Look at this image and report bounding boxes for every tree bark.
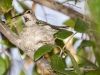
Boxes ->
[34,0,83,20]
[0,20,56,75]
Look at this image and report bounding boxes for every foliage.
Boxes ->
[0,0,12,12]
[0,0,100,75]
[0,56,10,75]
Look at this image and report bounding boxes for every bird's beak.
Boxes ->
[11,13,23,19]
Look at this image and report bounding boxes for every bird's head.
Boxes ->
[22,10,37,26]
[12,9,37,27]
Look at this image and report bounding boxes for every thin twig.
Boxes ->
[65,68,94,71]
[62,32,77,50]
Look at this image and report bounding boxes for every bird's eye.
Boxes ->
[27,10,31,14]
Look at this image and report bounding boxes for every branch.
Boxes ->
[0,20,19,45]
[65,68,95,71]
[33,0,100,43]
[33,0,83,20]
[0,20,56,75]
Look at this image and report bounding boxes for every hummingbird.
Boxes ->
[11,9,68,56]
[12,9,68,29]
[12,9,58,53]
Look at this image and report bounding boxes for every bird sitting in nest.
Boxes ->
[12,9,68,59]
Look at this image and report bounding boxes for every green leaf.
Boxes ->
[77,48,88,64]
[51,54,66,69]
[54,68,77,75]
[0,37,15,48]
[55,39,64,48]
[85,69,100,75]
[34,45,54,61]
[4,10,20,34]
[87,0,100,25]
[81,40,95,47]
[63,19,75,28]
[78,55,98,69]
[66,50,82,75]
[55,30,73,40]
[95,52,100,67]
[57,72,63,75]
[0,8,3,15]
[5,55,10,69]
[4,11,12,24]
[74,18,90,33]
[3,56,10,75]
[0,0,13,12]
[51,54,77,75]
[18,1,29,10]
[15,18,25,33]
[78,63,91,68]
[0,56,6,75]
